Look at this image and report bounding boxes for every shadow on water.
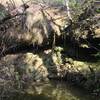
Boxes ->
[1,35,100,63]
[1,43,99,63]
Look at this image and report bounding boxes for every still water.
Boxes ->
[4,57,100,100]
[5,81,98,100]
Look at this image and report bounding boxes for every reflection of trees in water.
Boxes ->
[9,82,95,100]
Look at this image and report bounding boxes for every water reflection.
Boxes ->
[4,81,98,100]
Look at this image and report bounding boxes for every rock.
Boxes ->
[25,3,68,45]
[0,49,72,82]
[73,61,89,71]
[0,2,69,51]
[94,28,100,38]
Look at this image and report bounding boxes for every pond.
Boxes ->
[4,81,98,100]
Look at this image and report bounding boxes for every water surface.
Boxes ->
[5,81,98,100]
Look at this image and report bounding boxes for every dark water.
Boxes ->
[2,57,100,100]
[3,81,98,100]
